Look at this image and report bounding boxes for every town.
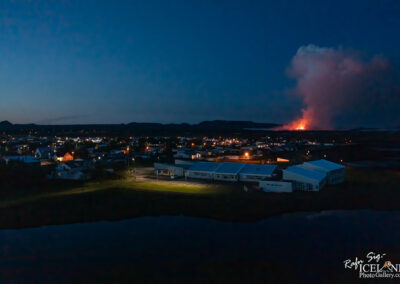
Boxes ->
[2,1,400,282]
[1,126,398,194]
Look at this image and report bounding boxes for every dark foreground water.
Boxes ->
[1,210,400,283]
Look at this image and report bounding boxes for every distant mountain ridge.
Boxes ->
[0,121,13,128]
[0,120,280,136]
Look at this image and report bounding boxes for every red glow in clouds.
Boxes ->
[278,108,312,130]
[276,44,400,131]
[280,117,308,130]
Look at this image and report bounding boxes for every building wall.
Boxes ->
[292,181,315,191]
[259,181,292,193]
[300,163,345,185]
[283,171,324,191]
[214,173,238,182]
[239,174,270,182]
[327,169,345,184]
[154,163,185,177]
[187,171,214,180]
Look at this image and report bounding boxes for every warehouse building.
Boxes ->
[186,161,222,180]
[239,164,277,182]
[298,159,345,184]
[185,161,278,182]
[155,161,278,182]
[154,162,189,179]
[214,162,246,182]
[153,159,341,193]
[259,180,293,193]
[283,166,327,191]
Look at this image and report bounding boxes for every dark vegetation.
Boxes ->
[0,168,399,229]
[0,120,280,136]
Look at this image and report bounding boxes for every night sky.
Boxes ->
[1,0,399,127]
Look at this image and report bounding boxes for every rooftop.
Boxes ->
[214,162,246,174]
[305,159,345,171]
[188,162,222,172]
[2,155,40,164]
[284,165,326,182]
[239,164,277,176]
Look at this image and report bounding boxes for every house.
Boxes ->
[214,162,246,182]
[55,160,92,180]
[35,147,55,160]
[173,149,202,160]
[17,145,29,155]
[259,180,293,193]
[283,166,327,191]
[1,155,40,166]
[55,151,74,162]
[239,164,277,182]
[298,159,345,184]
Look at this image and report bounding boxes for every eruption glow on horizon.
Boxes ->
[280,45,400,130]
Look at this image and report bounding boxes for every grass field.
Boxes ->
[0,178,232,209]
[0,167,399,229]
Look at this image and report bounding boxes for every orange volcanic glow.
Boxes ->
[279,118,309,131]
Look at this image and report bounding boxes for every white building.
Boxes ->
[298,159,345,184]
[214,162,246,182]
[55,161,91,180]
[283,166,326,191]
[239,164,277,182]
[154,162,187,178]
[183,161,278,182]
[259,180,293,193]
[173,150,202,160]
[186,162,221,180]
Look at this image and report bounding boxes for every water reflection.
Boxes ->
[0,210,400,283]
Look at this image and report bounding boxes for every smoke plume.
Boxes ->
[282,45,400,130]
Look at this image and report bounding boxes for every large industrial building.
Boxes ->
[154,162,189,179]
[213,162,247,182]
[187,162,277,182]
[297,159,345,184]
[262,159,345,192]
[283,165,327,191]
[186,162,223,180]
[259,180,293,193]
[153,159,345,193]
[154,161,278,182]
[239,163,278,182]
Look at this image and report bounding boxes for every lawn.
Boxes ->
[0,178,232,209]
[0,167,399,229]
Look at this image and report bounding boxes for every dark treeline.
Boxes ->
[0,120,279,137]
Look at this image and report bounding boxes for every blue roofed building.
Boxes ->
[214,162,246,182]
[174,161,279,182]
[239,164,277,182]
[299,159,345,184]
[283,165,327,191]
[186,162,222,180]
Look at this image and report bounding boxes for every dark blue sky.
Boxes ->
[1,0,399,124]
